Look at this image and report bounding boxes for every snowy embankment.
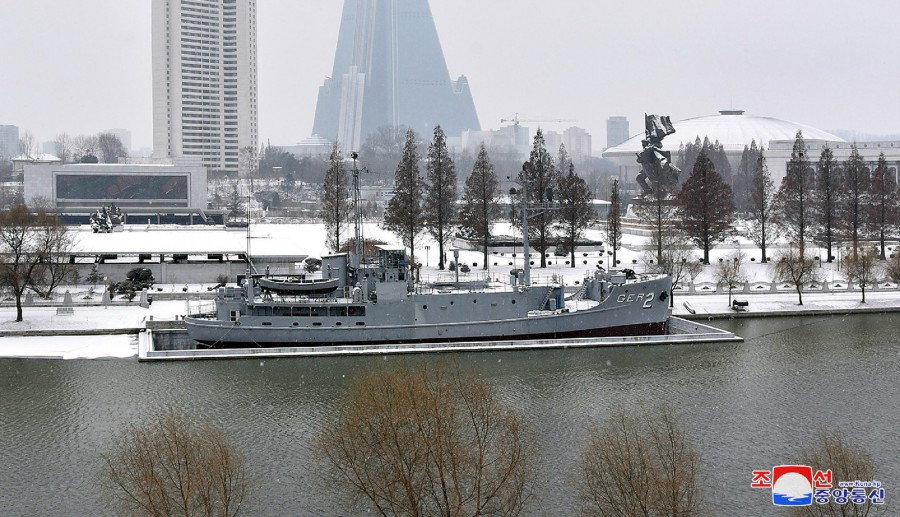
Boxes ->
[1,222,898,359]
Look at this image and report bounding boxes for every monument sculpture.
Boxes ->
[635,114,680,194]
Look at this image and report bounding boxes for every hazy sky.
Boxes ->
[2,0,899,151]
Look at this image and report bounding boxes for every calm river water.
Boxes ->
[1,313,897,516]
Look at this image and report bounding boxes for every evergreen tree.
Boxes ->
[748,150,777,263]
[459,144,501,270]
[869,152,899,259]
[225,181,244,218]
[675,150,736,264]
[423,126,457,270]
[733,141,761,213]
[383,129,424,264]
[706,139,733,187]
[606,179,623,267]
[557,143,572,179]
[842,145,869,259]
[322,143,350,253]
[774,130,813,251]
[812,145,841,262]
[555,163,595,268]
[516,129,558,268]
[675,137,703,187]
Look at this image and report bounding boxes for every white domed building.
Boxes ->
[601,110,898,190]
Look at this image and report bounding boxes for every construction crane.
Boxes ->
[499,114,578,149]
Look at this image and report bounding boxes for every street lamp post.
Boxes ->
[425,245,430,267]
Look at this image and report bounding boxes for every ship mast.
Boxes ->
[351,152,363,269]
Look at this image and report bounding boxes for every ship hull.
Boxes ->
[184,276,672,349]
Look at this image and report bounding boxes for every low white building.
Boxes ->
[24,158,211,223]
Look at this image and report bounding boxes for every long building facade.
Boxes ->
[152,0,258,175]
[313,0,480,151]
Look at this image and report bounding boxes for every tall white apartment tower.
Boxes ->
[152,0,258,174]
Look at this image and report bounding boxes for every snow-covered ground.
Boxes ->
[2,222,898,359]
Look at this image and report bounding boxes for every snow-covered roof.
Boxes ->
[603,111,845,156]
[14,153,60,162]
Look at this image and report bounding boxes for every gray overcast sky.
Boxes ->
[2,0,899,151]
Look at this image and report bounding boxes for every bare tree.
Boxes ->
[100,409,248,517]
[52,133,75,163]
[18,131,39,158]
[318,363,537,516]
[675,149,736,264]
[97,132,129,164]
[606,179,623,267]
[73,134,100,162]
[458,144,501,270]
[884,251,900,284]
[383,129,424,265]
[792,429,882,517]
[555,162,595,268]
[868,153,898,259]
[576,404,705,517]
[813,145,841,263]
[774,242,821,305]
[845,247,881,303]
[643,229,701,308]
[239,146,259,189]
[423,126,457,270]
[748,149,777,263]
[715,251,747,307]
[775,131,814,251]
[0,205,75,321]
[842,145,869,260]
[322,142,350,253]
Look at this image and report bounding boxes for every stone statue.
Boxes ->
[635,114,680,194]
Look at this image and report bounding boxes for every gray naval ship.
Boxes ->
[183,248,672,348]
[184,146,673,349]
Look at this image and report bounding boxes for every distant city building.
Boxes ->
[766,140,899,188]
[313,0,480,151]
[152,0,258,174]
[543,130,563,157]
[0,124,19,161]
[563,127,593,163]
[606,116,629,149]
[282,135,333,159]
[103,128,133,152]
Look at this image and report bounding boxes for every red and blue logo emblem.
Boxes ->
[771,465,813,506]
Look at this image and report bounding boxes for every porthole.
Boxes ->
[423,305,428,310]
[511,299,516,304]
[473,299,477,304]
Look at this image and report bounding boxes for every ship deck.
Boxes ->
[139,317,741,361]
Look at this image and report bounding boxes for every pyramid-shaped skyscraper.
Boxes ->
[312,0,480,150]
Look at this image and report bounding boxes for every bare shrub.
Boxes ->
[318,362,537,516]
[844,247,882,303]
[576,404,705,516]
[792,429,882,517]
[100,409,248,517]
[774,242,821,305]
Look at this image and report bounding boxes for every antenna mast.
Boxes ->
[351,152,364,268]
